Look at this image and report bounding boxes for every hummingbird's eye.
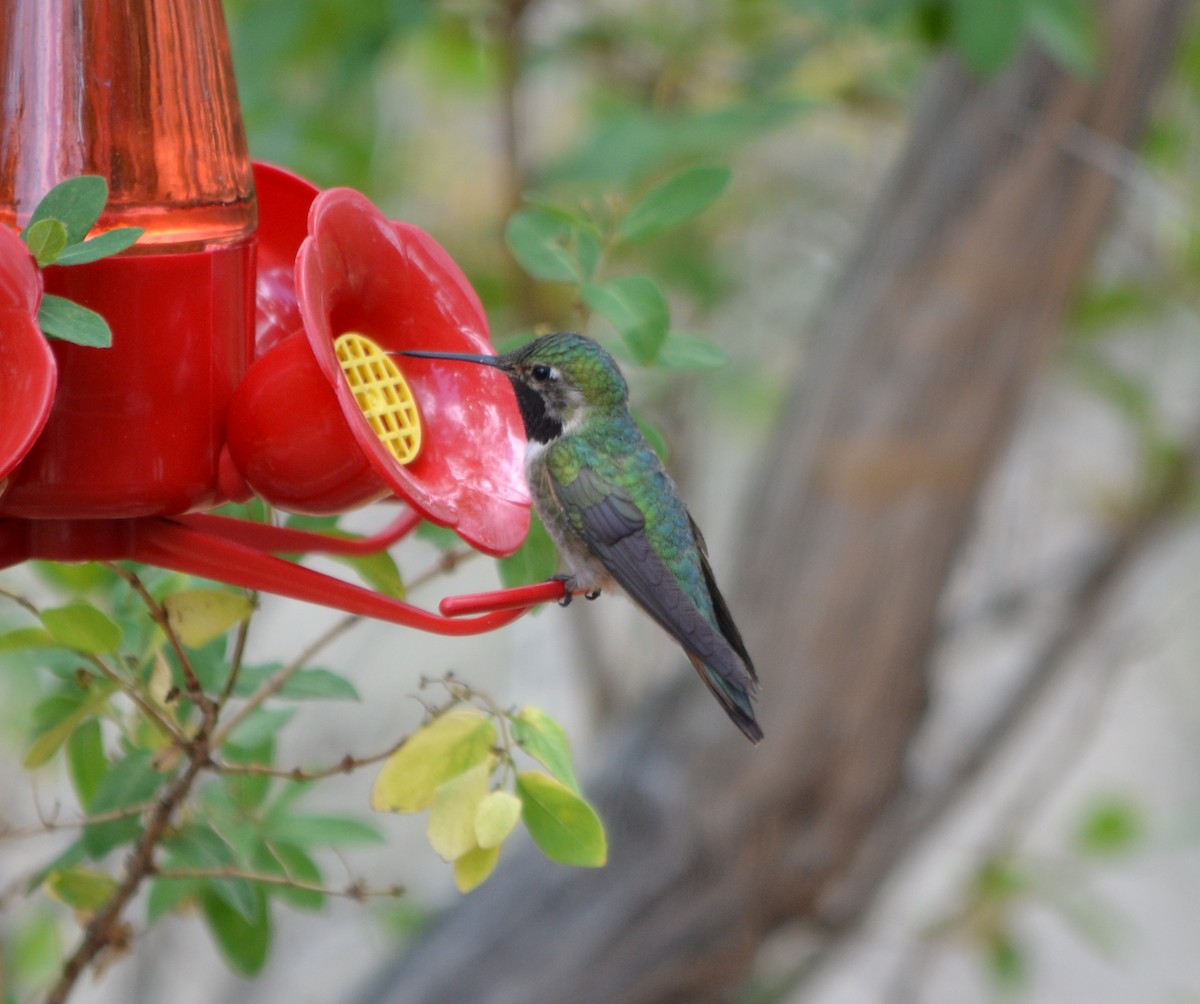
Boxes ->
[530,364,553,382]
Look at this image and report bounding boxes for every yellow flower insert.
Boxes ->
[334,332,422,465]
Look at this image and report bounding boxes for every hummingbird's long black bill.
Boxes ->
[394,349,504,368]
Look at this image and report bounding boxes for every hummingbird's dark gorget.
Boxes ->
[508,377,563,444]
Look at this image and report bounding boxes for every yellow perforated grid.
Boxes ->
[334,332,422,465]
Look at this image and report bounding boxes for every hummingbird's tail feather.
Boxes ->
[687,652,763,744]
[695,536,759,690]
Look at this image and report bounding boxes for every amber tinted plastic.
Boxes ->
[0,0,255,251]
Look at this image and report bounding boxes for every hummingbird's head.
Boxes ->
[400,333,628,445]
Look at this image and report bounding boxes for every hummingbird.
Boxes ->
[400,333,761,743]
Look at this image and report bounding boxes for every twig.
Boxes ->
[208,613,361,749]
[0,799,159,840]
[406,547,476,593]
[212,734,417,782]
[81,653,187,747]
[218,608,255,707]
[151,866,404,902]
[0,583,41,618]
[46,565,228,1004]
[44,753,208,1004]
[492,0,539,323]
[105,565,214,720]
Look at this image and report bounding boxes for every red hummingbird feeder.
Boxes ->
[0,0,566,631]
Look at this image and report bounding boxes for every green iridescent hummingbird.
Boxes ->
[401,332,762,743]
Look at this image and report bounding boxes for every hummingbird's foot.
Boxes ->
[552,574,575,607]
[551,576,601,606]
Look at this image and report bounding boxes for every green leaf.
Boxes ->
[516,770,607,867]
[40,602,122,655]
[162,588,255,648]
[253,841,325,912]
[232,663,360,701]
[655,333,729,371]
[23,175,108,244]
[67,718,107,808]
[201,885,272,977]
[37,293,113,348]
[148,871,202,922]
[520,193,604,238]
[474,790,523,850]
[54,227,144,265]
[986,929,1027,990]
[1027,0,1098,76]
[265,814,384,849]
[335,549,406,599]
[26,839,86,895]
[26,706,82,770]
[159,824,257,921]
[270,667,359,701]
[617,166,731,243]
[498,512,559,588]
[219,736,274,811]
[371,708,499,813]
[416,520,460,551]
[512,707,580,793]
[32,560,119,593]
[225,706,295,749]
[24,218,69,267]
[453,844,500,894]
[545,102,798,191]
[83,748,162,859]
[427,760,494,862]
[25,687,112,769]
[0,627,59,652]
[1075,796,1143,857]
[45,867,119,912]
[505,208,599,284]
[951,0,1024,75]
[4,907,63,988]
[582,277,670,365]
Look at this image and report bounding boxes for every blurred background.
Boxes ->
[3,0,1200,1001]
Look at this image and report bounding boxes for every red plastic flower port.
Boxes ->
[228,164,531,557]
[0,225,56,485]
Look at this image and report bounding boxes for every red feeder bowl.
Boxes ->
[0,0,561,632]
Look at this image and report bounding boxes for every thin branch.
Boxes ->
[1,577,186,744]
[212,734,417,782]
[151,866,404,902]
[44,753,208,1004]
[208,613,362,750]
[105,565,214,720]
[406,547,477,593]
[0,583,41,618]
[81,653,188,747]
[0,799,159,841]
[47,568,228,1004]
[492,0,539,323]
[219,605,255,708]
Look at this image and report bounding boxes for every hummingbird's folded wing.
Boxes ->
[552,467,758,700]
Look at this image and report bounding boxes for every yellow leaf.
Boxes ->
[474,790,523,849]
[453,844,500,894]
[46,867,119,911]
[371,708,497,814]
[162,589,254,648]
[427,759,493,862]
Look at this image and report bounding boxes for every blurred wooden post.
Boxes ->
[359,3,1189,1002]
